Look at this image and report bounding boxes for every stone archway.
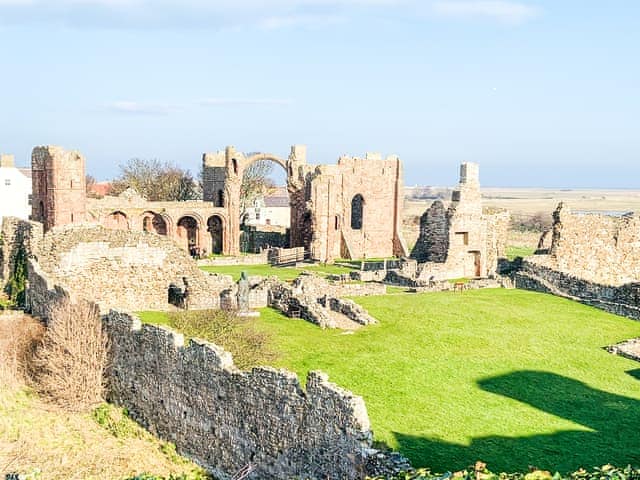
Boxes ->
[202,145,308,256]
[207,215,224,255]
[177,216,200,254]
[142,211,168,236]
[105,211,129,230]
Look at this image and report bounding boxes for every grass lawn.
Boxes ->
[139,289,640,473]
[505,245,537,260]
[199,263,356,281]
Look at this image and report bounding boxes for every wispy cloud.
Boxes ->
[258,14,346,30]
[200,98,294,106]
[0,0,538,28]
[108,101,178,115]
[431,1,539,25]
[107,98,293,114]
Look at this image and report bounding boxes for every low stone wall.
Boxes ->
[197,252,269,267]
[26,259,72,321]
[322,297,377,326]
[515,257,640,320]
[266,274,379,329]
[105,310,374,480]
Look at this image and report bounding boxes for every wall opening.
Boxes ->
[105,211,129,230]
[207,215,224,255]
[351,194,364,230]
[177,216,199,254]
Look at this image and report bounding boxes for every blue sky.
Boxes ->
[0,0,638,187]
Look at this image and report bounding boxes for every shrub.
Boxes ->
[0,314,44,389]
[5,244,28,308]
[510,212,552,233]
[30,299,109,412]
[367,463,640,480]
[167,309,277,370]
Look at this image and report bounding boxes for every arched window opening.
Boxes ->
[232,158,238,175]
[351,194,364,230]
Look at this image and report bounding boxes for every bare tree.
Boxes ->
[110,158,200,201]
[239,159,276,223]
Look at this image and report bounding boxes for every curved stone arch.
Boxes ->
[176,211,206,228]
[243,153,289,173]
[140,210,169,236]
[104,210,131,230]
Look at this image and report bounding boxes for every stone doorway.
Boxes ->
[471,250,482,277]
[177,216,199,253]
[207,215,224,255]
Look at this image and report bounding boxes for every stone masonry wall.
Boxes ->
[105,310,373,480]
[1,217,43,289]
[33,224,232,313]
[410,164,508,281]
[548,203,640,285]
[515,256,640,320]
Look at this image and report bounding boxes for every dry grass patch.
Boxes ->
[0,390,209,480]
[0,312,44,393]
[30,300,109,412]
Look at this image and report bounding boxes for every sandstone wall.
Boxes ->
[306,154,407,262]
[0,217,42,289]
[410,164,509,281]
[105,310,373,480]
[548,203,640,285]
[33,224,232,313]
[515,256,640,320]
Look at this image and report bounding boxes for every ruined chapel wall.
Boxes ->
[34,225,232,313]
[411,201,448,263]
[549,204,640,285]
[105,310,373,480]
[307,156,404,262]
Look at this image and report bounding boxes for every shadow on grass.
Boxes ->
[393,371,640,473]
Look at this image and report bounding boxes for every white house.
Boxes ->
[244,187,291,228]
[0,154,32,223]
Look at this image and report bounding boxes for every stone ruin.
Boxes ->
[32,144,407,263]
[0,214,407,479]
[516,203,640,319]
[378,162,509,286]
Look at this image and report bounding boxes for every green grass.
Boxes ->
[253,290,640,473]
[199,263,355,281]
[506,245,536,260]
[138,290,640,473]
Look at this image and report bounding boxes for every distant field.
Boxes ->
[403,187,640,252]
[405,187,640,218]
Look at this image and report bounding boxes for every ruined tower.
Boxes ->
[31,146,87,231]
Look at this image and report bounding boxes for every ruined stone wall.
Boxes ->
[202,151,227,206]
[306,153,407,262]
[0,217,42,289]
[20,249,377,479]
[32,224,232,313]
[410,163,508,281]
[547,203,640,285]
[515,256,640,320]
[105,310,373,480]
[411,200,448,263]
